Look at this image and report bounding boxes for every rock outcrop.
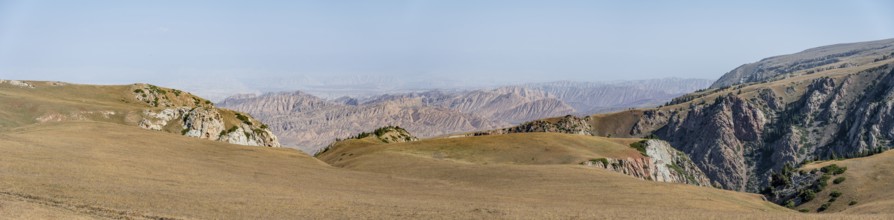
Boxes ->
[0,80,35,88]
[133,84,280,147]
[581,140,711,186]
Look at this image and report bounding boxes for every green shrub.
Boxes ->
[817,203,830,212]
[821,164,847,175]
[800,190,816,202]
[629,140,649,156]
[833,176,846,184]
[830,191,842,198]
[235,113,253,125]
[799,209,810,213]
[849,201,858,206]
[226,126,239,134]
[784,200,795,208]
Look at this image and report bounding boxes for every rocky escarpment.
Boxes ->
[581,140,711,186]
[632,64,894,191]
[133,84,280,147]
[476,59,894,192]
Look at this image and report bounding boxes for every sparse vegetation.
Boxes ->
[784,200,795,208]
[799,190,816,202]
[587,158,609,166]
[818,203,830,212]
[833,176,846,184]
[830,191,842,198]
[225,126,239,134]
[235,113,253,125]
[849,201,858,206]
[629,140,649,156]
[821,164,847,175]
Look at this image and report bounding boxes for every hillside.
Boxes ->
[0,80,280,147]
[469,39,894,194]
[319,131,713,186]
[10,80,894,218]
[0,121,813,219]
[794,150,894,214]
[219,78,709,153]
[711,38,894,88]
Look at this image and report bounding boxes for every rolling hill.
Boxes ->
[0,80,279,147]
[0,79,823,219]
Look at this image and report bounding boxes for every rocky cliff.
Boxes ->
[133,84,280,147]
[581,140,711,186]
[475,41,894,193]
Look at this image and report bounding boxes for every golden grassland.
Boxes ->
[319,133,644,166]
[0,81,892,219]
[799,150,894,214]
[0,121,825,219]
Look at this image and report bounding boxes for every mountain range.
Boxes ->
[219,78,711,153]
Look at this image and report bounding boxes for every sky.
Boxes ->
[1,0,893,93]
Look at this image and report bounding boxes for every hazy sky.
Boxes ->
[1,0,893,85]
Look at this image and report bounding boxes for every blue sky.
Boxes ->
[1,0,893,86]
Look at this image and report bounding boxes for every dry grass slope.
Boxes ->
[799,150,894,214]
[1,80,888,219]
[0,121,819,219]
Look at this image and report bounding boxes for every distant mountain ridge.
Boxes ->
[219,78,710,153]
[711,38,894,89]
